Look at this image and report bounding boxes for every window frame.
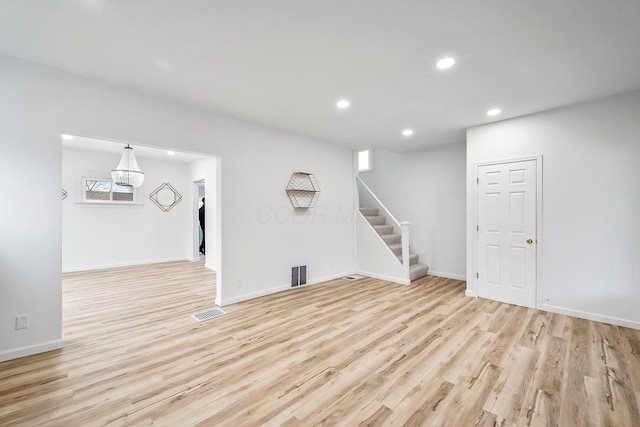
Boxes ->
[358,149,372,172]
[81,176,140,205]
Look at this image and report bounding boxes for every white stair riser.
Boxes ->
[397,253,420,265]
[409,264,429,281]
[374,225,393,235]
[365,216,386,226]
[359,208,379,216]
[382,234,401,245]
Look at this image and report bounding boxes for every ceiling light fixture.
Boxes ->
[336,99,350,109]
[167,150,176,156]
[436,57,456,69]
[402,129,414,137]
[111,145,145,188]
[487,108,502,116]
[61,134,73,140]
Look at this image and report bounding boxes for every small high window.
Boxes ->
[82,177,135,203]
[358,149,372,172]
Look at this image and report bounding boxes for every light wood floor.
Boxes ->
[1,262,639,426]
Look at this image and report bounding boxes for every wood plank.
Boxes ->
[0,261,638,426]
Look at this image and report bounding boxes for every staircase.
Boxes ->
[359,208,429,281]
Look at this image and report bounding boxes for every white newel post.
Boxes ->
[400,221,411,281]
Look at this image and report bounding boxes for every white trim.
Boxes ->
[218,271,354,306]
[62,257,189,273]
[219,284,288,306]
[470,155,543,309]
[78,175,144,205]
[353,270,410,285]
[0,339,64,362]
[428,270,466,281]
[465,290,478,297]
[541,303,640,330]
[535,157,544,310]
[353,151,359,288]
[473,155,544,167]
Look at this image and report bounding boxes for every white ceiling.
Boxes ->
[63,135,205,163]
[2,1,640,152]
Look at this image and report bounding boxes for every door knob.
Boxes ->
[526,239,533,244]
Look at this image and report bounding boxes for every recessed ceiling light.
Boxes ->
[61,134,73,140]
[436,57,455,69]
[402,129,414,137]
[167,150,176,156]
[336,99,350,109]
[487,108,502,116]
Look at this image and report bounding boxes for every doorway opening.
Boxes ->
[195,179,205,261]
[60,134,222,304]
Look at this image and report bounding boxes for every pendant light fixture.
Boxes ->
[111,144,145,187]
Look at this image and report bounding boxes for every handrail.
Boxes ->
[357,177,401,231]
[357,176,424,280]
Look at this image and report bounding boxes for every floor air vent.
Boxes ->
[192,308,225,322]
[343,275,364,281]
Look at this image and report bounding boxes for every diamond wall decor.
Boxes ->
[149,182,182,212]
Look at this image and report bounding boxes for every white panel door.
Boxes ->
[477,159,537,308]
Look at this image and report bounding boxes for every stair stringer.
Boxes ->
[355,213,410,285]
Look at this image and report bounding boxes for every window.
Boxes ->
[358,149,372,172]
[83,177,135,203]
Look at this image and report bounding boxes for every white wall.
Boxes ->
[467,90,640,329]
[222,148,355,305]
[0,53,354,361]
[360,143,467,279]
[62,147,191,271]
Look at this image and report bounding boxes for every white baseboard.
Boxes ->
[62,257,189,273]
[353,270,465,285]
[353,270,410,285]
[218,271,353,306]
[220,284,290,306]
[307,271,355,286]
[541,303,640,330]
[0,338,64,362]
[465,289,478,298]
[428,270,466,281]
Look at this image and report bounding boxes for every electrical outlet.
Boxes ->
[15,314,29,330]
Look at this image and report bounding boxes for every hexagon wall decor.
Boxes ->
[286,172,320,208]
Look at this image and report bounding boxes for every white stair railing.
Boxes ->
[357,177,402,233]
[400,221,411,281]
[357,177,412,281]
